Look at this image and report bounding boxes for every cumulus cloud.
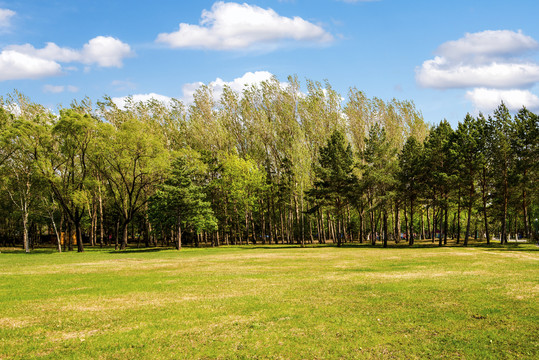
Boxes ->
[466,88,539,112]
[0,8,15,28]
[111,93,174,109]
[417,58,539,89]
[156,1,333,50]
[436,30,538,63]
[181,71,275,103]
[6,36,133,68]
[111,71,277,110]
[0,50,61,81]
[81,36,133,67]
[0,36,133,81]
[417,30,539,112]
[417,30,539,89]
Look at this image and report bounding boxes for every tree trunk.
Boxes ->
[359,209,364,244]
[22,210,30,253]
[404,202,409,244]
[409,198,414,246]
[522,188,529,239]
[501,168,508,244]
[383,210,388,248]
[481,167,490,245]
[457,187,461,244]
[99,181,104,248]
[464,202,472,247]
[395,201,400,243]
[177,222,182,250]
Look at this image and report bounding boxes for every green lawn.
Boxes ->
[1,243,538,359]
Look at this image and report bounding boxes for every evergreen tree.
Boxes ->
[149,157,217,250]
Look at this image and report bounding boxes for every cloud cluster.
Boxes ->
[0,36,133,81]
[417,30,539,112]
[156,1,333,50]
[466,88,539,112]
[111,71,276,109]
[181,71,275,103]
[111,93,174,109]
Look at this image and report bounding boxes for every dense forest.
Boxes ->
[0,76,537,252]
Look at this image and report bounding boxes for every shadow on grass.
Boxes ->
[107,247,174,254]
[3,240,537,254]
[0,248,60,255]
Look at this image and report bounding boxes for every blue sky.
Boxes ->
[1,0,538,127]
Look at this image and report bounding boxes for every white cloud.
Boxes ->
[181,71,275,103]
[417,30,539,111]
[81,36,133,68]
[466,88,539,112]
[111,71,279,110]
[417,57,539,89]
[156,1,333,50]
[43,84,79,94]
[111,93,173,109]
[7,42,81,62]
[6,36,133,68]
[0,36,133,81]
[0,50,61,81]
[437,30,538,64]
[417,30,539,89]
[0,8,15,28]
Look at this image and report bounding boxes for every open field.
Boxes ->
[1,243,538,359]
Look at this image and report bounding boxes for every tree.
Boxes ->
[310,130,355,247]
[512,107,538,240]
[361,123,397,247]
[0,93,51,252]
[489,104,515,244]
[453,114,482,246]
[423,120,453,245]
[398,136,423,246]
[1,117,46,252]
[96,117,168,250]
[149,157,217,250]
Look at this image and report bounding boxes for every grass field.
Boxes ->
[1,242,538,359]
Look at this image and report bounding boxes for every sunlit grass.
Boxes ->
[1,243,537,359]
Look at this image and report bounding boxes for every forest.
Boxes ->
[0,76,537,253]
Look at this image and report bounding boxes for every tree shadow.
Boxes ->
[107,247,172,254]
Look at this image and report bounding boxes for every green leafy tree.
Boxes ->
[95,117,169,250]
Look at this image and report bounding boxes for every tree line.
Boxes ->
[0,77,537,252]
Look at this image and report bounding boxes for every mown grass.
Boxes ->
[0,242,538,359]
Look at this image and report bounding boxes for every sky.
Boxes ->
[1,0,539,128]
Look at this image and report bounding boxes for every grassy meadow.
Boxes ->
[0,242,538,359]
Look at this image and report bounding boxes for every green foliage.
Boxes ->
[149,156,217,239]
[1,84,537,251]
